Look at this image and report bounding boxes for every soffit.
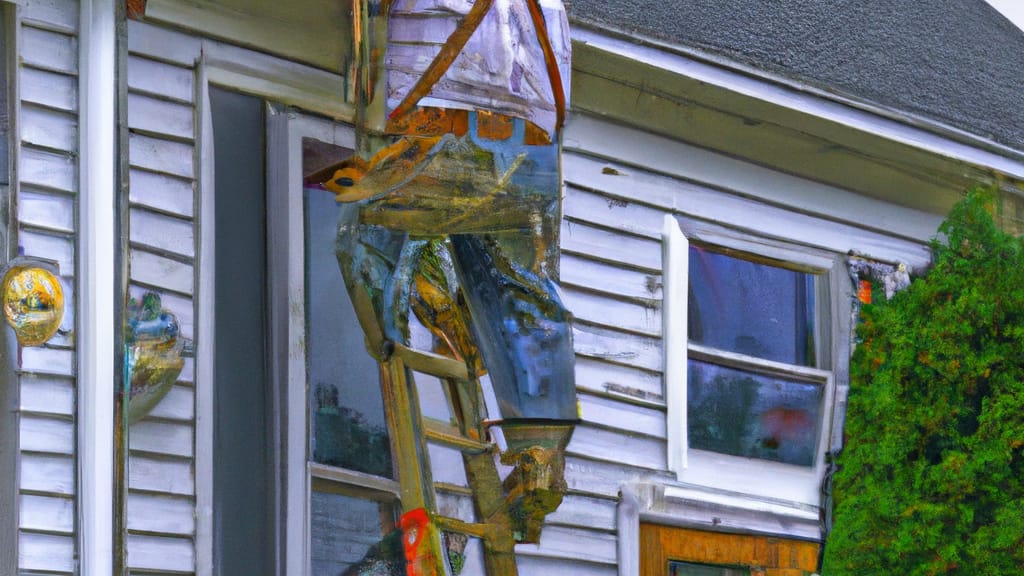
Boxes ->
[567,0,1024,153]
[570,35,1024,220]
[144,0,353,74]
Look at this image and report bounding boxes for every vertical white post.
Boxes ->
[616,484,642,576]
[265,102,300,576]
[78,0,116,573]
[663,214,688,475]
[195,66,215,576]
[270,107,309,576]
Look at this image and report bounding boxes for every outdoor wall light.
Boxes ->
[1,258,64,347]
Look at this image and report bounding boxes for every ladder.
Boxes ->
[339,207,520,573]
[340,239,518,575]
[377,341,519,576]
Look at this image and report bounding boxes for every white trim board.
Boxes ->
[194,60,215,576]
[572,26,1024,178]
[203,40,352,121]
[127,18,353,121]
[143,0,351,75]
[77,0,116,573]
[195,59,356,572]
[563,116,940,264]
[661,215,687,474]
[268,110,355,576]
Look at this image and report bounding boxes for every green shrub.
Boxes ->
[823,187,1024,574]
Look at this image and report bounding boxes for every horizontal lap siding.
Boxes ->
[549,113,936,572]
[105,22,939,576]
[17,2,79,573]
[126,31,198,574]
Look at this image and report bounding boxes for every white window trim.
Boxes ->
[202,38,352,122]
[663,215,688,473]
[195,38,355,574]
[268,110,409,575]
[196,94,363,576]
[661,214,841,506]
[195,94,376,569]
[77,0,117,573]
[268,108,363,576]
[194,62,215,576]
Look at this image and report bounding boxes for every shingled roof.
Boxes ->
[568,0,1024,152]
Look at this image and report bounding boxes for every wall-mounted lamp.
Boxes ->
[1,258,65,347]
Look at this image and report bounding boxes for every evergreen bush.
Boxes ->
[824,188,1024,574]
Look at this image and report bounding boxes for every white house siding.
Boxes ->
[117,16,943,576]
[125,20,200,575]
[17,0,80,573]
[528,112,939,573]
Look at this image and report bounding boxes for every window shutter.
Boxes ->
[662,214,688,475]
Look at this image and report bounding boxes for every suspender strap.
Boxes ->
[388,0,567,132]
[388,0,495,123]
[523,0,566,130]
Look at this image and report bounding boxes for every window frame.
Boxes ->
[266,108,407,575]
[662,214,845,505]
[194,41,376,574]
[193,25,366,565]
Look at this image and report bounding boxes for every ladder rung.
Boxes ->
[435,516,489,539]
[394,343,470,380]
[424,418,492,454]
[434,482,474,497]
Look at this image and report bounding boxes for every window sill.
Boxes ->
[675,449,823,506]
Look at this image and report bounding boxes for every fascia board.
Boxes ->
[571,26,1024,181]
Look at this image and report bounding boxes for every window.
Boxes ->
[663,215,840,505]
[204,90,399,575]
[670,561,749,576]
[301,135,402,575]
[201,97,495,575]
[259,110,405,574]
[296,120,495,573]
[639,523,820,576]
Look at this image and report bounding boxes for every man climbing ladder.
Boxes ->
[324,0,578,574]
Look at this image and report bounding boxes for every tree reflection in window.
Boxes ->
[688,361,821,467]
[312,382,393,477]
[305,178,394,479]
[686,245,825,467]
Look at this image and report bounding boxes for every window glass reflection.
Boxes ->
[688,360,822,466]
[688,246,816,367]
[305,185,393,478]
[310,490,396,575]
[669,561,750,576]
